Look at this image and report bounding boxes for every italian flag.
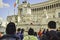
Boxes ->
[14,0,19,7]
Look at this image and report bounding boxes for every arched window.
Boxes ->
[50,5,52,9]
[35,8,36,11]
[58,3,60,6]
[32,9,34,11]
[54,4,56,8]
[56,3,59,7]
[46,6,47,9]
[52,5,53,8]
[47,6,49,9]
[44,7,45,9]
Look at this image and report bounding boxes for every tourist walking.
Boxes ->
[0,22,19,40]
[23,28,38,40]
[41,21,60,40]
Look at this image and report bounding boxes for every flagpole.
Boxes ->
[13,6,15,23]
[14,8,15,15]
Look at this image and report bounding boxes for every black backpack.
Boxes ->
[41,30,60,40]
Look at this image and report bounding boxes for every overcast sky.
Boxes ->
[0,0,48,20]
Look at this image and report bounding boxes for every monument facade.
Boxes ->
[7,0,60,31]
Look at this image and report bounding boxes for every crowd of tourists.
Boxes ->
[0,21,60,40]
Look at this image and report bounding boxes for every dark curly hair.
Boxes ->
[6,22,16,35]
[28,28,34,35]
[48,21,56,29]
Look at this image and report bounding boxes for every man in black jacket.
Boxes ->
[41,21,60,40]
[0,22,19,40]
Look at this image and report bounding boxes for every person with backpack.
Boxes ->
[38,29,42,37]
[20,28,24,40]
[23,28,38,40]
[16,28,24,40]
[40,21,60,40]
[16,28,21,39]
[0,22,19,40]
[42,29,46,35]
[38,29,42,40]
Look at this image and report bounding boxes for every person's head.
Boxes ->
[46,29,48,31]
[34,32,37,36]
[48,21,56,29]
[43,29,46,31]
[28,28,34,35]
[6,22,16,35]
[56,29,59,31]
[17,28,21,32]
[20,28,24,34]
